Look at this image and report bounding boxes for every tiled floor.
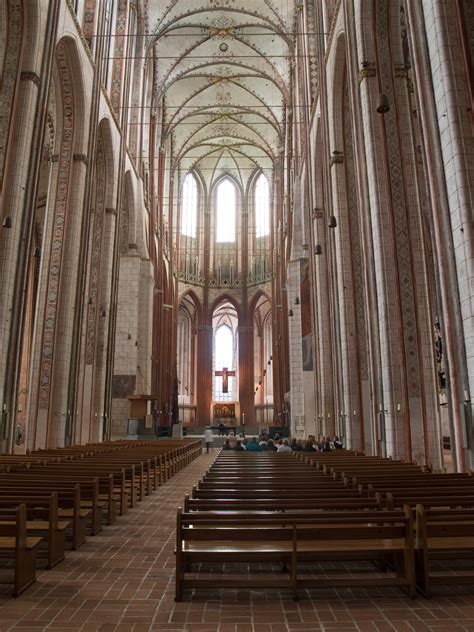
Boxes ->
[1,451,474,632]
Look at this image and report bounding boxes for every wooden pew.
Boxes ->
[0,493,67,568]
[0,475,102,535]
[386,491,474,511]
[359,475,474,493]
[415,505,474,595]
[192,482,362,500]
[175,508,415,601]
[0,484,85,550]
[0,504,42,596]
[184,494,383,512]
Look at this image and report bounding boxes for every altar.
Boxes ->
[210,401,241,423]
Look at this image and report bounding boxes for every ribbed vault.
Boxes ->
[149,1,294,190]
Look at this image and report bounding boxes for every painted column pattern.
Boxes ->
[287,259,305,436]
[238,323,255,427]
[375,0,424,461]
[0,0,22,190]
[110,0,128,113]
[343,80,367,451]
[35,43,75,448]
[422,0,474,460]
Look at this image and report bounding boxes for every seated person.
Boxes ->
[302,439,317,452]
[266,439,277,452]
[277,439,293,453]
[333,435,343,449]
[222,438,232,450]
[234,440,245,451]
[322,439,333,452]
[245,436,263,451]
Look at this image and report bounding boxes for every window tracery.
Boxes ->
[255,173,270,238]
[181,173,198,238]
[216,179,236,243]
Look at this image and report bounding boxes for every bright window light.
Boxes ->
[216,180,236,242]
[214,325,235,400]
[181,173,197,237]
[255,173,270,238]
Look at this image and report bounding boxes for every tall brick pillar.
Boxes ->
[238,324,255,427]
[196,324,213,425]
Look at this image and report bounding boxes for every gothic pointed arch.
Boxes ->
[24,35,89,448]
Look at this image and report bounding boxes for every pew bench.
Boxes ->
[348,473,466,489]
[386,492,474,511]
[22,467,118,525]
[0,476,102,536]
[0,493,68,568]
[175,508,416,601]
[0,484,85,550]
[415,505,474,596]
[363,477,474,494]
[184,494,383,512]
[192,484,362,500]
[0,505,42,596]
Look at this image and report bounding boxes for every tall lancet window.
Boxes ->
[255,173,270,238]
[214,325,235,401]
[181,173,197,237]
[216,179,236,242]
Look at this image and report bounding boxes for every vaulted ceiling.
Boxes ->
[149,1,295,191]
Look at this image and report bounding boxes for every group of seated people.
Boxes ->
[221,433,343,452]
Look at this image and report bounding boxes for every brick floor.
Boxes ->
[1,451,474,631]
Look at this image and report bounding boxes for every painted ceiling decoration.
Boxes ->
[148,1,295,191]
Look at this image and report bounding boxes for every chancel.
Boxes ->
[0,0,473,620]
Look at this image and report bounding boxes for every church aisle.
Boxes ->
[0,451,473,632]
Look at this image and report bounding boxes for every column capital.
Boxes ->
[73,153,88,165]
[329,151,344,167]
[357,63,376,83]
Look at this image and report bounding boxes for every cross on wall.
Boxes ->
[214,367,236,393]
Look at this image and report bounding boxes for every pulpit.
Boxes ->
[128,394,153,419]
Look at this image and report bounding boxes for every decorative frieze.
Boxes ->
[65,0,94,64]
[0,0,23,188]
[38,41,75,409]
[376,0,421,398]
[343,82,368,379]
[85,126,106,365]
[110,0,128,112]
